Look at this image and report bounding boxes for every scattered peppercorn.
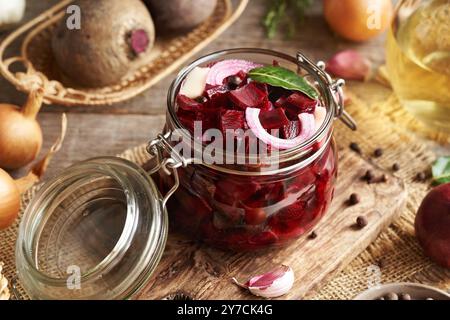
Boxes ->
[349,142,361,154]
[385,292,399,300]
[392,163,400,172]
[356,216,368,229]
[415,172,427,182]
[374,148,383,158]
[380,174,388,183]
[348,193,360,205]
[363,170,375,183]
[399,293,411,300]
[308,231,318,239]
[377,258,387,268]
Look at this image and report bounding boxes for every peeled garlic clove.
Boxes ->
[314,106,327,130]
[325,50,372,81]
[179,67,210,99]
[233,265,294,298]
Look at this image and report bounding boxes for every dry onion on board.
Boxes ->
[0,89,45,170]
[0,114,67,230]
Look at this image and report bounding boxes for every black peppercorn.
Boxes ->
[348,193,361,205]
[377,258,387,268]
[349,142,361,154]
[363,170,375,183]
[374,148,383,158]
[308,231,318,239]
[227,75,242,89]
[195,96,208,104]
[415,172,427,182]
[356,216,368,229]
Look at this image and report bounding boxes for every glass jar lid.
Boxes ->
[16,157,168,300]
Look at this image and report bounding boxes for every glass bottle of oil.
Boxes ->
[386,0,450,132]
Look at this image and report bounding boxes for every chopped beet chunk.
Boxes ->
[274,95,288,108]
[221,110,246,132]
[175,59,326,156]
[259,108,290,130]
[229,82,268,110]
[177,95,203,112]
[286,92,318,113]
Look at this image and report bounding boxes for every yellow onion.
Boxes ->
[323,0,393,42]
[0,89,44,170]
[0,168,20,230]
[0,114,67,230]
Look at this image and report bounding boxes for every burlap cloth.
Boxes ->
[1,84,449,300]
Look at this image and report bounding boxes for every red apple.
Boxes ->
[415,183,450,269]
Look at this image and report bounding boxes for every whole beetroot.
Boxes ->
[52,0,155,88]
[144,0,217,33]
[415,183,450,269]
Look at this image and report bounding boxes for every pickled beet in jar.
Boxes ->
[153,48,356,251]
[15,49,356,299]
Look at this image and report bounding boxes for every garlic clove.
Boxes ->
[233,265,294,298]
[179,67,210,99]
[314,106,327,130]
[325,50,372,81]
[0,262,10,300]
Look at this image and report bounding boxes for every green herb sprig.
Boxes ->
[263,0,312,39]
[432,156,450,185]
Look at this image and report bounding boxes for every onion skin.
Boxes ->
[0,169,20,230]
[0,90,44,170]
[323,0,393,42]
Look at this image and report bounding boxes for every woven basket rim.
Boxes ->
[0,0,248,107]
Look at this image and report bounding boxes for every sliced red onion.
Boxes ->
[206,59,262,86]
[246,107,316,150]
[232,265,294,298]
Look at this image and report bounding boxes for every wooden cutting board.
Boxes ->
[137,147,407,300]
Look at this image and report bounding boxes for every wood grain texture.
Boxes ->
[136,151,407,300]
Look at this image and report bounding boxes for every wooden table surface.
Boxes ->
[0,0,396,179]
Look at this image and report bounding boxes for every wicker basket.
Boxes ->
[0,0,248,107]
